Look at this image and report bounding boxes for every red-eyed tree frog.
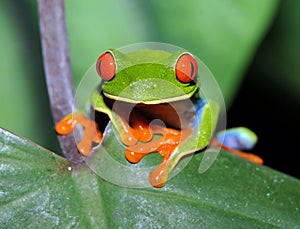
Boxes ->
[56,48,263,188]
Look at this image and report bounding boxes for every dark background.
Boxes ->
[228,2,300,178]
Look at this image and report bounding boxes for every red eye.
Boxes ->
[175,53,198,83]
[96,51,116,81]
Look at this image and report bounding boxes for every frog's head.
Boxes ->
[96,49,199,104]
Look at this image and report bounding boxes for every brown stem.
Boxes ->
[37,0,83,164]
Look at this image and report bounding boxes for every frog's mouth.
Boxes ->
[103,91,193,105]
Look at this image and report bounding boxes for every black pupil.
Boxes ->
[190,61,194,77]
[98,59,103,75]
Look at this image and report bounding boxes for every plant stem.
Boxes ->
[37,0,83,164]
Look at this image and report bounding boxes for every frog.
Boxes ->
[56,48,263,188]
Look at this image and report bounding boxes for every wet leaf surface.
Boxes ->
[1,127,299,228]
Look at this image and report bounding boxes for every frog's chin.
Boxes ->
[103,92,192,105]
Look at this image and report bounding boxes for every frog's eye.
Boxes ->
[175,53,198,83]
[96,51,116,81]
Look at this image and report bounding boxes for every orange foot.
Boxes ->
[125,124,192,188]
[55,113,102,156]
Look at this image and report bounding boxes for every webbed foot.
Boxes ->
[125,124,192,187]
[55,113,102,156]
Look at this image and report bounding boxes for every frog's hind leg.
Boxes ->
[212,127,263,164]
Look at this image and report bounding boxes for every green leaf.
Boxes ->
[0,128,81,228]
[1,127,299,228]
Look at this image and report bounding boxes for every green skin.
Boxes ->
[90,49,220,182]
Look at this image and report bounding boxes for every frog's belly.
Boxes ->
[135,99,196,129]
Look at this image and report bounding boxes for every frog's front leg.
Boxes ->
[116,107,153,145]
[55,108,150,157]
[55,113,103,156]
[55,91,114,156]
[149,99,218,187]
[117,109,190,169]
[125,124,192,164]
[126,99,218,187]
